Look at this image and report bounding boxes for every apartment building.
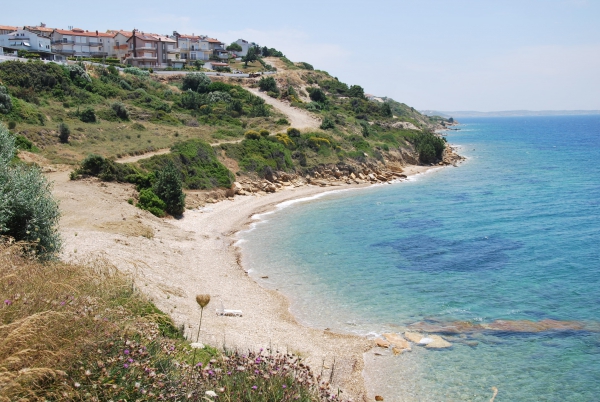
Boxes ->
[107,30,133,62]
[51,28,114,59]
[0,29,53,58]
[0,25,18,35]
[125,30,183,68]
[171,32,212,63]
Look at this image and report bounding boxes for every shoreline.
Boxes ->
[52,161,456,401]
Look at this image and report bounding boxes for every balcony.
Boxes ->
[88,41,102,46]
[90,52,108,57]
[52,40,75,45]
[127,55,157,61]
[166,47,181,54]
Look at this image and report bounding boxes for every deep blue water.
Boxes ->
[239,116,600,401]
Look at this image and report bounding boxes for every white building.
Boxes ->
[0,29,53,58]
[51,28,114,59]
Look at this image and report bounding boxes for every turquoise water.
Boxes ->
[239,116,600,401]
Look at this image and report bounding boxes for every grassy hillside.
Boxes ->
[1,58,452,190]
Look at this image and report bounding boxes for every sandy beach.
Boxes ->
[49,163,438,401]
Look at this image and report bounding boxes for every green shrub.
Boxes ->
[287,127,301,137]
[348,85,365,99]
[136,188,166,217]
[123,67,150,77]
[74,154,138,182]
[111,102,129,120]
[244,130,261,140]
[0,124,62,259]
[298,62,314,70]
[153,162,186,216]
[14,135,38,152]
[79,107,96,123]
[225,137,294,176]
[412,132,446,163]
[0,85,12,114]
[58,122,70,143]
[131,122,146,131]
[320,117,335,130]
[8,121,16,130]
[308,87,327,103]
[258,76,278,93]
[259,129,270,137]
[182,72,211,93]
[140,140,234,190]
[276,118,289,125]
[120,79,133,90]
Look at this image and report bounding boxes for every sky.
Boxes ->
[3,0,599,111]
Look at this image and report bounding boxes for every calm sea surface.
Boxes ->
[238,116,600,401]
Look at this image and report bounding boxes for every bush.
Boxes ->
[111,102,129,120]
[58,122,70,143]
[287,127,301,137]
[123,67,150,77]
[0,85,12,114]
[0,124,62,259]
[276,118,289,125]
[411,132,446,164]
[348,85,365,99]
[136,188,166,217]
[244,130,261,140]
[79,107,96,123]
[153,162,186,216]
[180,90,206,110]
[8,121,16,130]
[308,87,327,103]
[258,76,278,93]
[320,117,335,130]
[298,62,314,70]
[182,72,211,93]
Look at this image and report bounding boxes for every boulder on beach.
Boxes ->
[382,333,411,351]
[374,338,391,348]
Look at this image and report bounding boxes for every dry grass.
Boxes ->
[0,239,178,401]
[0,240,350,401]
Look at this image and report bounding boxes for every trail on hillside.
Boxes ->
[116,149,171,164]
[248,88,321,131]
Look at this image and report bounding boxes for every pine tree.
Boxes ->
[153,162,186,216]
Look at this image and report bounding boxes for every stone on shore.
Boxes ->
[382,333,411,351]
[374,338,391,348]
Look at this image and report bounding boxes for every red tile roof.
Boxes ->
[0,25,19,31]
[54,29,113,37]
[178,34,200,40]
[107,30,133,38]
[205,38,222,43]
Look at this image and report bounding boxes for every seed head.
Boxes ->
[196,294,210,308]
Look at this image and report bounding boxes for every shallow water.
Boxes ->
[239,116,600,401]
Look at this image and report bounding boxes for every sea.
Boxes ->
[237,115,600,401]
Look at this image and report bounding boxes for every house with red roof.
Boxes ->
[0,25,18,35]
[125,30,183,68]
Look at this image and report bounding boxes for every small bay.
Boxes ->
[239,115,600,400]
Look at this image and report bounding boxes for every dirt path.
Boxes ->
[116,149,171,164]
[248,88,321,131]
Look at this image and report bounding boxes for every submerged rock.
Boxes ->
[425,335,452,349]
[374,338,391,348]
[403,332,424,343]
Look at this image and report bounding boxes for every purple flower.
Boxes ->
[252,386,257,390]
[123,363,129,368]
[128,358,133,363]
[196,363,202,367]
[282,385,287,389]
[60,301,65,306]
[227,371,231,375]
[124,349,130,355]
[4,300,12,306]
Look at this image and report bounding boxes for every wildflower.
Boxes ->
[135,382,141,388]
[124,349,130,355]
[3,300,11,306]
[85,370,91,376]
[74,382,81,388]
[252,386,257,390]
[283,385,287,389]
[196,362,202,367]
[123,363,129,368]
[205,390,217,397]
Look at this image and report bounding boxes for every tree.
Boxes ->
[0,123,62,259]
[58,122,70,143]
[182,72,211,93]
[193,60,205,70]
[111,102,129,120]
[226,42,242,52]
[380,102,393,117]
[308,88,327,103]
[153,161,186,216]
[0,85,12,114]
[347,85,365,99]
[242,47,258,67]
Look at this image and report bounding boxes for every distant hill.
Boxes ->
[420,110,600,118]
